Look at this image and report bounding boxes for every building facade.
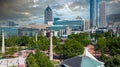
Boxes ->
[100,0,107,28]
[44,6,53,24]
[47,19,84,37]
[90,0,99,28]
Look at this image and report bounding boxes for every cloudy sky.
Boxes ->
[0,0,120,24]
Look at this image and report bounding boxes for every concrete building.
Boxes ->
[84,20,90,31]
[100,0,107,28]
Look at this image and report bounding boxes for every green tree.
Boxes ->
[17,36,29,46]
[96,38,107,53]
[53,36,60,45]
[105,55,120,67]
[6,36,18,46]
[26,50,54,67]
[26,53,39,67]
[107,37,120,56]
[55,39,84,59]
[37,35,49,50]
[27,37,36,49]
[68,33,91,46]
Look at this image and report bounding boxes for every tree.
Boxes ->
[96,38,107,53]
[68,33,91,46]
[26,53,39,67]
[6,36,18,46]
[107,37,120,56]
[27,37,36,49]
[52,36,60,45]
[37,35,49,50]
[26,50,54,67]
[105,55,120,67]
[55,39,84,59]
[17,36,29,46]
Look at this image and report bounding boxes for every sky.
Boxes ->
[0,0,120,24]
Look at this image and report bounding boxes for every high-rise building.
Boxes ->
[90,0,99,28]
[44,6,53,24]
[100,0,107,28]
[84,20,90,31]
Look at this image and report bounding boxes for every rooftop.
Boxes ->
[60,48,104,67]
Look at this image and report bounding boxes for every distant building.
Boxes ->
[60,48,104,67]
[44,6,53,24]
[90,0,99,28]
[76,16,82,20]
[84,20,90,31]
[0,24,48,38]
[7,21,18,26]
[48,19,84,37]
[100,0,107,28]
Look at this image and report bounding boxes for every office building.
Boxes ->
[100,0,107,28]
[90,0,99,28]
[44,6,53,24]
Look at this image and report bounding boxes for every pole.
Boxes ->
[2,30,5,54]
[49,30,53,60]
[35,32,38,42]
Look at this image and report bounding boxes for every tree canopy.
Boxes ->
[55,39,84,59]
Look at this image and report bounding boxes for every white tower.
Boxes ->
[35,32,38,42]
[2,31,5,54]
[49,30,53,60]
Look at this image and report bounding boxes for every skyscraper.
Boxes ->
[44,6,53,24]
[100,0,107,28]
[90,0,99,28]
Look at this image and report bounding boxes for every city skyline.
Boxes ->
[0,0,120,24]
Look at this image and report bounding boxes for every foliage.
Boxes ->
[26,50,54,67]
[68,33,91,46]
[5,46,17,55]
[55,39,84,59]
[37,35,50,50]
[107,37,120,56]
[6,36,18,46]
[52,36,60,45]
[105,55,120,67]
[96,37,107,53]
[27,37,36,49]
[17,36,29,46]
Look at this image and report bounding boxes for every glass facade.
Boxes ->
[0,27,39,38]
[48,20,84,31]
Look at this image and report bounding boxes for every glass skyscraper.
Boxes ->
[90,0,99,28]
[44,6,53,24]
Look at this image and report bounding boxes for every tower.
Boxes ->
[49,30,53,60]
[100,0,107,28]
[44,6,53,24]
[90,0,99,28]
[2,30,5,54]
